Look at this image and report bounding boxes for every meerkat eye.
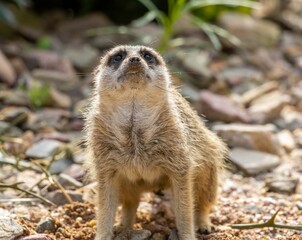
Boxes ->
[113,54,123,62]
[143,53,153,61]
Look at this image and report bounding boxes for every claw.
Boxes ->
[168,229,179,240]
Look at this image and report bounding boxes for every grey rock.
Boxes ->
[276,107,302,130]
[229,148,281,175]
[47,87,72,109]
[63,164,85,181]
[213,123,281,155]
[0,106,29,124]
[32,69,79,92]
[19,234,52,240]
[25,108,71,132]
[179,84,200,103]
[0,215,23,240]
[248,91,291,124]
[168,229,179,240]
[0,50,15,86]
[176,49,212,88]
[49,158,74,174]
[0,121,23,137]
[1,90,30,106]
[266,177,298,194]
[58,173,83,188]
[22,50,76,76]
[130,229,152,240]
[57,13,113,42]
[241,81,278,106]
[151,233,166,240]
[217,67,262,87]
[277,130,296,152]
[64,44,99,71]
[36,217,56,233]
[45,190,83,205]
[218,12,281,49]
[26,139,63,159]
[196,90,250,123]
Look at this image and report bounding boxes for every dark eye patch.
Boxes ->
[140,50,158,65]
[107,51,127,68]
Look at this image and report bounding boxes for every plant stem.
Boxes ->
[231,210,302,231]
[0,182,55,206]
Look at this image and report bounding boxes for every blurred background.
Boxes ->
[1,0,302,239]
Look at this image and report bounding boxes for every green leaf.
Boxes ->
[138,0,159,12]
[28,83,51,108]
[185,0,260,11]
[131,10,158,27]
[36,36,51,49]
[0,2,17,27]
[11,0,31,8]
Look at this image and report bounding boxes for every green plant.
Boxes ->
[0,0,31,27]
[133,0,260,51]
[27,82,51,108]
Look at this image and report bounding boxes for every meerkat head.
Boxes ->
[95,45,171,93]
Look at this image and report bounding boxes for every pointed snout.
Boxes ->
[129,57,141,64]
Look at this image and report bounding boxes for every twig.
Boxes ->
[231,210,302,231]
[0,182,55,206]
[32,161,73,204]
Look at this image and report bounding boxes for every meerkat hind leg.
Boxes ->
[119,191,140,229]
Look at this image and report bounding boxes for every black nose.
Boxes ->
[129,57,140,63]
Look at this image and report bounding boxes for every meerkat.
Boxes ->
[84,45,227,240]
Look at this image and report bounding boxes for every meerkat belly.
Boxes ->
[118,164,170,190]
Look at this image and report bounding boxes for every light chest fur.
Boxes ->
[91,90,183,185]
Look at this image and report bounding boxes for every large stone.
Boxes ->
[0,210,23,240]
[64,44,99,71]
[36,217,56,233]
[0,121,23,137]
[229,148,281,175]
[45,190,83,206]
[26,139,63,159]
[47,87,72,109]
[196,90,250,123]
[130,229,152,240]
[248,91,290,124]
[213,123,281,155]
[266,177,298,194]
[277,130,296,153]
[22,50,76,76]
[57,13,113,42]
[217,67,262,87]
[176,49,212,88]
[58,173,83,188]
[0,106,29,124]
[218,12,281,49]
[0,50,16,86]
[49,158,74,174]
[19,234,52,240]
[275,106,302,130]
[32,69,79,92]
[241,81,278,106]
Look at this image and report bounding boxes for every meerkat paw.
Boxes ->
[197,222,216,234]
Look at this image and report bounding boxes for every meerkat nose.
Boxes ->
[129,57,140,64]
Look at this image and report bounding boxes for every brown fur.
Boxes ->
[84,45,227,240]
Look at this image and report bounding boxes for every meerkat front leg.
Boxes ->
[95,175,119,240]
[170,174,196,240]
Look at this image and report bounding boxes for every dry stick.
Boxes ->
[231,210,302,231]
[0,182,55,206]
[32,161,74,204]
